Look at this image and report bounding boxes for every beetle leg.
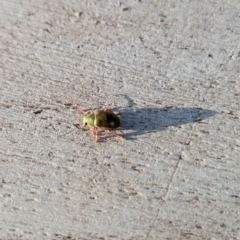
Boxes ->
[95,129,99,142]
[92,126,99,142]
[105,130,125,140]
[92,126,96,137]
[102,107,113,112]
[70,96,92,115]
[102,107,121,116]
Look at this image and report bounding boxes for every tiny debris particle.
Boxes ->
[196,224,202,229]
[79,12,84,17]
[231,194,240,198]
[33,109,43,114]
[131,165,145,172]
[90,196,97,199]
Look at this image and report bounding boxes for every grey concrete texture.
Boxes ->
[0,0,240,239]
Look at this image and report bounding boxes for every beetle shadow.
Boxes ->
[118,107,218,139]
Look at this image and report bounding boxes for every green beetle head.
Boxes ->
[83,114,95,126]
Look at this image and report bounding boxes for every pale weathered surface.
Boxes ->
[0,0,240,239]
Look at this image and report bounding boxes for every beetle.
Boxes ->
[70,97,125,142]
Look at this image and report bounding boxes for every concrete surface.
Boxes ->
[0,0,240,239]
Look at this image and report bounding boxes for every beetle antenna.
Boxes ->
[58,123,84,138]
[58,127,77,138]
